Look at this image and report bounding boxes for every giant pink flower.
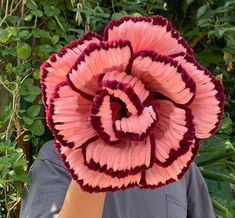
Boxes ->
[40,16,224,192]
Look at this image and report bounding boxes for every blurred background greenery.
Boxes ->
[0,0,234,217]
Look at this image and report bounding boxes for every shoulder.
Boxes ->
[184,162,205,186]
[37,140,65,168]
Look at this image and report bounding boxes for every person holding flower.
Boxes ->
[20,15,223,218]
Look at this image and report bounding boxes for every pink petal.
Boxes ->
[129,51,195,105]
[98,71,149,114]
[48,82,97,148]
[114,105,158,141]
[67,40,133,100]
[82,136,154,178]
[40,32,102,109]
[172,53,224,139]
[55,141,141,193]
[90,92,121,145]
[152,100,195,167]
[141,139,199,187]
[104,16,193,55]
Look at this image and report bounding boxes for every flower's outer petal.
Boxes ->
[90,92,121,145]
[40,32,102,109]
[140,139,199,188]
[114,105,158,141]
[48,82,97,148]
[55,141,141,193]
[151,100,195,167]
[67,40,133,100]
[104,16,193,55]
[172,53,224,139]
[82,136,155,178]
[129,51,196,105]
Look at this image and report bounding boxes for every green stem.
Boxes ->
[111,0,115,12]
[0,78,13,94]
[0,0,10,26]
[54,15,65,32]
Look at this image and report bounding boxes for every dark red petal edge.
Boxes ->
[55,141,139,193]
[170,52,225,135]
[47,81,95,148]
[82,133,155,178]
[139,139,199,187]
[113,104,159,141]
[98,74,145,114]
[90,91,121,145]
[154,104,195,167]
[66,39,134,100]
[103,15,193,56]
[40,32,103,107]
[127,50,196,106]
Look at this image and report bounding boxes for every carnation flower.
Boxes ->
[40,16,224,192]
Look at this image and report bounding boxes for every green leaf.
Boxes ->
[6,26,18,36]
[0,29,11,43]
[30,86,41,96]
[0,106,11,124]
[24,14,33,21]
[197,5,208,18]
[24,94,36,102]
[212,198,229,214]
[200,169,235,183]
[51,35,59,44]
[16,43,32,60]
[26,105,41,118]
[32,28,50,38]
[26,120,45,136]
[26,0,38,10]
[33,69,40,80]
[111,12,128,19]
[44,5,60,17]
[39,44,54,53]
[197,151,235,167]
[22,115,34,125]
[23,134,32,141]
[10,152,23,165]
[198,50,224,65]
[18,30,31,39]
[31,9,43,17]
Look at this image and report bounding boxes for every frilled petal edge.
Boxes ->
[171,53,224,139]
[48,82,97,148]
[104,15,193,56]
[40,32,102,109]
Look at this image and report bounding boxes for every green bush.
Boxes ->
[0,0,234,217]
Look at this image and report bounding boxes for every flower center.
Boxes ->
[90,71,158,145]
[110,97,130,121]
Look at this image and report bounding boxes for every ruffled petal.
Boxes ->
[82,136,155,178]
[140,139,199,187]
[40,32,102,109]
[129,51,196,105]
[98,71,149,114]
[48,82,97,148]
[90,92,121,145]
[172,53,224,139]
[55,141,141,193]
[150,100,195,167]
[67,40,133,100]
[104,16,193,55]
[114,105,158,141]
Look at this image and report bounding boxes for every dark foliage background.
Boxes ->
[0,0,234,217]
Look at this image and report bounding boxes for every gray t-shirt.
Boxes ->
[20,141,215,218]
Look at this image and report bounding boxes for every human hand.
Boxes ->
[58,180,106,218]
